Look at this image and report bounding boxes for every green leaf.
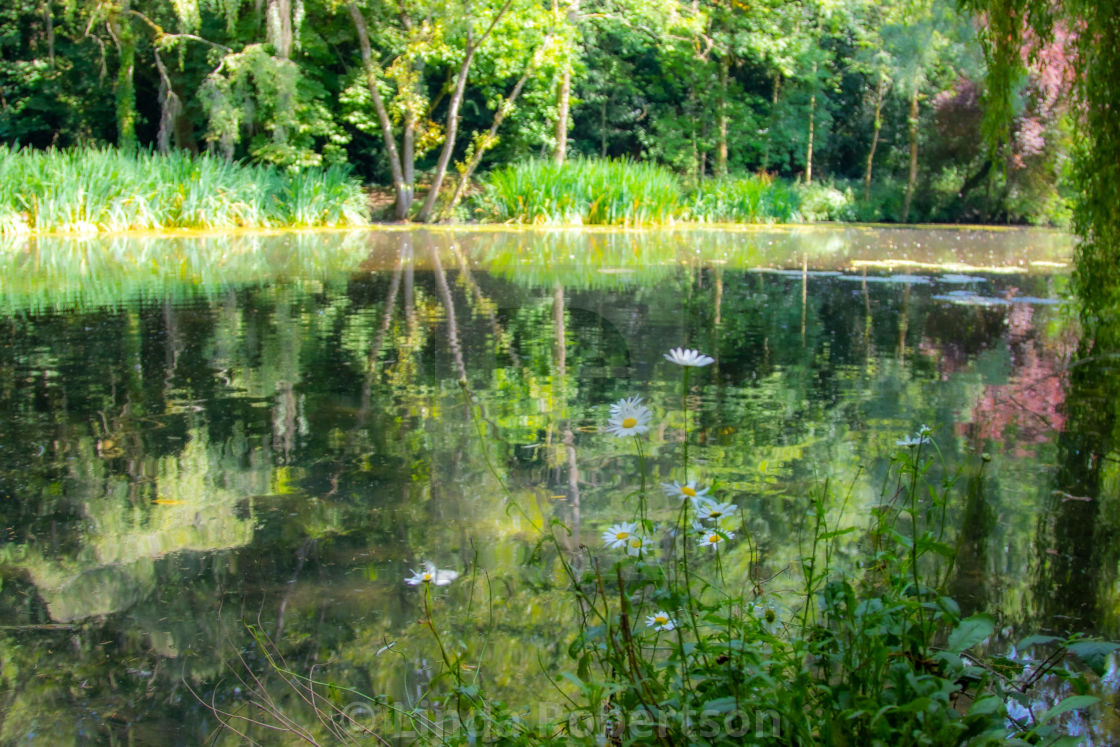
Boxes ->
[1046,737,1090,747]
[1039,694,1099,725]
[819,527,857,541]
[1017,634,1061,649]
[1067,641,1120,676]
[967,695,1002,717]
[946,613,994,654]
[701,696,739,714]
[559,671,590,695]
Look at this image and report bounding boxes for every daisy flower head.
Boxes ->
[896,432,930,448]
[605,397,651,438]
[751,601,781,634]
[695,499,738,523]
[645,611,677,631]
[664,348,714,367]
[610,396,645,416]
[662,480,710,506]
[405,562,459,586]
[602,521,639,550]
[698,528,734,549]
[624,534,647,557]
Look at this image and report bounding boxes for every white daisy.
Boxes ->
[609,396,645,416]
[624,534,647,557]
[404,562,459,586]
[896,433,930,448]
[602,521,639,549]
[695,499,737,523]
[605,397,651,438]
[698,529,734,549]
[664,348,714,367]
[662,480,710,505]
[751,601,781,634]
[645,611,677,631]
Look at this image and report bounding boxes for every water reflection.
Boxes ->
[1,226,1113,742]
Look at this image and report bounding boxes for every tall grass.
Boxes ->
[684,174,799,223]
[478,158,682,225]
[476,158,872,226]
[0,145,369,234]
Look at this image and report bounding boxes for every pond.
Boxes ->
[0,225,1115,743]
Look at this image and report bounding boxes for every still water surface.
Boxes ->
[0,226,1115,742]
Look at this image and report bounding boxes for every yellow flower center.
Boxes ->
[615,531,629,540]
[629,538,642,548]
[655,615,668,625]
[708,534,721,544]
[682,486,696,497]
[423,573,433,582]
[622,417,638,428]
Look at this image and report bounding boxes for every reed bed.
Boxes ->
[0,145,369,234]
[475,158,855,225]
[684,174,799,223]
[477,158,683,225]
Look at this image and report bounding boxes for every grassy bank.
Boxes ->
[0,145,369,234]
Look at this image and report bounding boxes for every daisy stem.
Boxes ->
[682,367,691,482]
[909,442,926,654]
[635,435,649,531]
[715,542,727,589]
[678,498,703,651]
[423,584,464,716]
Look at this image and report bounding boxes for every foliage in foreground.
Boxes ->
[207,350,1115,745]
[0,145,369,234]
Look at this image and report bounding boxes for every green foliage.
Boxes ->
[476,158,682,225]
[477,162,874,225]
[0,0,1082,225]
[0,144,368,233]
[684,175,798,223]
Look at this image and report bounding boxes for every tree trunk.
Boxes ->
[348,3,411,220]
[267,0,294,146]
[402,111,416,212]
[805,90,815,184]
[552,0,579,164]
[901,88,919,222]
[554,65,571,164]
[44,0,54,66]
[417,46,477,222]
[441,57,538,219]
[864,76,885,201]
[717,56,729,177]
[154,50,182,155]
[418,0,514,222]
[600,97,607,157]
[109,0,137,149]
[689,83,700,179]
[762,73,780,170]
